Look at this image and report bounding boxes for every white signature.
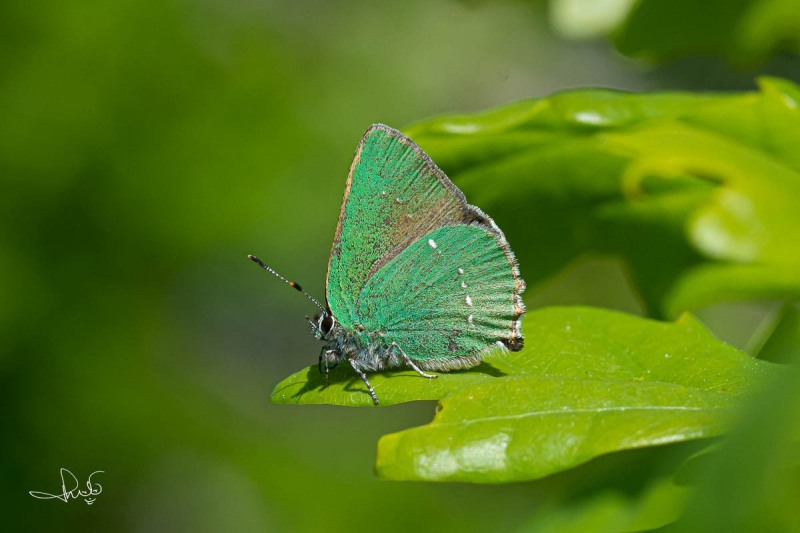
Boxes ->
[29,468,104,505]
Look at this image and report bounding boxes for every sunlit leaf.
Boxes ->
[272,307,775,482]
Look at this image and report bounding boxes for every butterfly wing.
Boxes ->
[327,124,470,329]
[357,223,525,369]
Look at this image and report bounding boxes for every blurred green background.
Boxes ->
[2,0,798,531]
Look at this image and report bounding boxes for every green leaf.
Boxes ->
[272,307,775,482]
[405,78,800,318]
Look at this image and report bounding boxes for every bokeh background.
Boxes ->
[2,1,798,530]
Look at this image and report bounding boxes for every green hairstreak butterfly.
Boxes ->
[250,124,525,405]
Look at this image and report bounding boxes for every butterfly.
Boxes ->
[250,124,525,405]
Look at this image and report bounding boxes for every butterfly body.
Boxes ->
[309,124,525,404]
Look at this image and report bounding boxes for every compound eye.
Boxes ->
[319,314,334,335]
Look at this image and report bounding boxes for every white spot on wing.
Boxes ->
[465,295,473,306]
[428,239,437,249]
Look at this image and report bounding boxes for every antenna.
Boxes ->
[247,255,326,313]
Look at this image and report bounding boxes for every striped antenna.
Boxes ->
[247,255,326,313]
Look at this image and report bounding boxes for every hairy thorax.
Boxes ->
[322,324,405,373]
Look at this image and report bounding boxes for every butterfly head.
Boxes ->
[315,311,347,386]
[310,309,337,341]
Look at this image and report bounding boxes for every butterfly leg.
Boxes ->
[319,349,338,386]
[390,342,438,379]
[348,360,380,406]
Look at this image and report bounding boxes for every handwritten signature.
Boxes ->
[29,468,104,505]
